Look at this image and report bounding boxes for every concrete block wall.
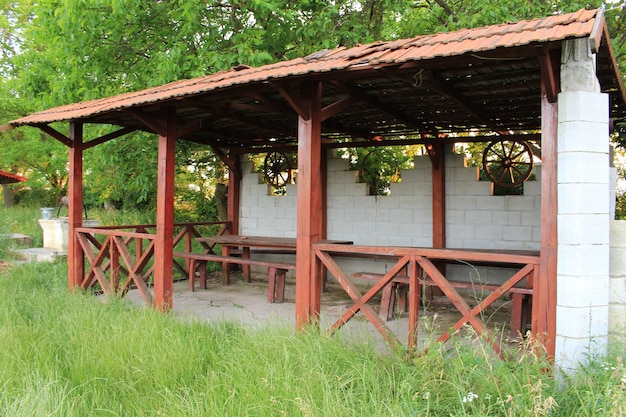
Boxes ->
[610,221,626,353]
[240,159,298,237]
[240,150,541,282]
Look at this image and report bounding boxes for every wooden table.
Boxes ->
[197,235,352,283]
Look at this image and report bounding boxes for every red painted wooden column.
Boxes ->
[426,143,446,299]
[295,81,323,329]
[430,143,446,249]
[67,122,84,290]
[153,107,177,310]
[227,153,240,235]
[536,81,558,357]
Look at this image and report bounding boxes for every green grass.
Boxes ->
[1,206,625,416]
[0,261,624,416]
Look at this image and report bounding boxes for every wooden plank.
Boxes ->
[153,107,176,310]
[295,81,324,328]
[408,259,421,348]
[439,263,535,334]
[353,272,534,294]
[317,250,401,347]
[68,122,84,290]
[415,255,495,352]
[174,253,295,270]
[79,233,110,292]
[110,236,120,293]
[312,243,540,264]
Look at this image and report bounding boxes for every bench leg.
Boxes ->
[221,247,231,286]
[275,269,286,303]
[396,283,409,314]
[198,261,207,290]
[189,260,208,292]
[267,267,286,303]
[521,294,532,336]
[510,293,525,338]
[243,247,251,283]
[189,259,196,292]
[379,284,394,321]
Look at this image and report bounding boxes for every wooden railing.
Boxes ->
[313,243,540,356]
[75,221,230,305]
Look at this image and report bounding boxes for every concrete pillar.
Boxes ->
[555,38,610,371]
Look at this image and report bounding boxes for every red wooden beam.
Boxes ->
[538,48,560,103]
[83,127,138,150]
[153,107,177,310]
[210,144,242,180]
[321,96,359,122]
[589,6,605,53]
[130,109,166,136]
[277,84,309,120]
[295,81,323,328]
[67,122,84,290]
[36,124,72,147]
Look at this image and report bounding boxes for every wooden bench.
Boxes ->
[352,272,532,337]
[174,252,296,303]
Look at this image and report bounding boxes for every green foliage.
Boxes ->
[85,132,159,210]
[0,0,624,209]
[345,146,416,196]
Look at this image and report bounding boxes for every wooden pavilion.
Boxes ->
[0,170,26,206]
[7,8,626,362]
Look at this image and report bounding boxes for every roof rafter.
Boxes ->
[410,69,511,134]
[330,79,435,136]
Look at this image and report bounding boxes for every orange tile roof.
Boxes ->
[0,170,26,184]
[10,8,615,127]
[7,7,625,150]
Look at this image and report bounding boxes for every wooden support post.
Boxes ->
[153,107,177,310]
[227,153,240,235]
[68,122,84,290]
[429,142,446,298]
[321,149,329,292]
[219,155,241,285]
[295,81,323,329]
[536,78,558,357]
[431,143,446,248]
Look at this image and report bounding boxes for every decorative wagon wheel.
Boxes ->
[482,140,534,188]
[263,151,292,188]
[360,149,400,195]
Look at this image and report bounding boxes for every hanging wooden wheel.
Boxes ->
[263,151,292,188]
[482,140,534,188]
